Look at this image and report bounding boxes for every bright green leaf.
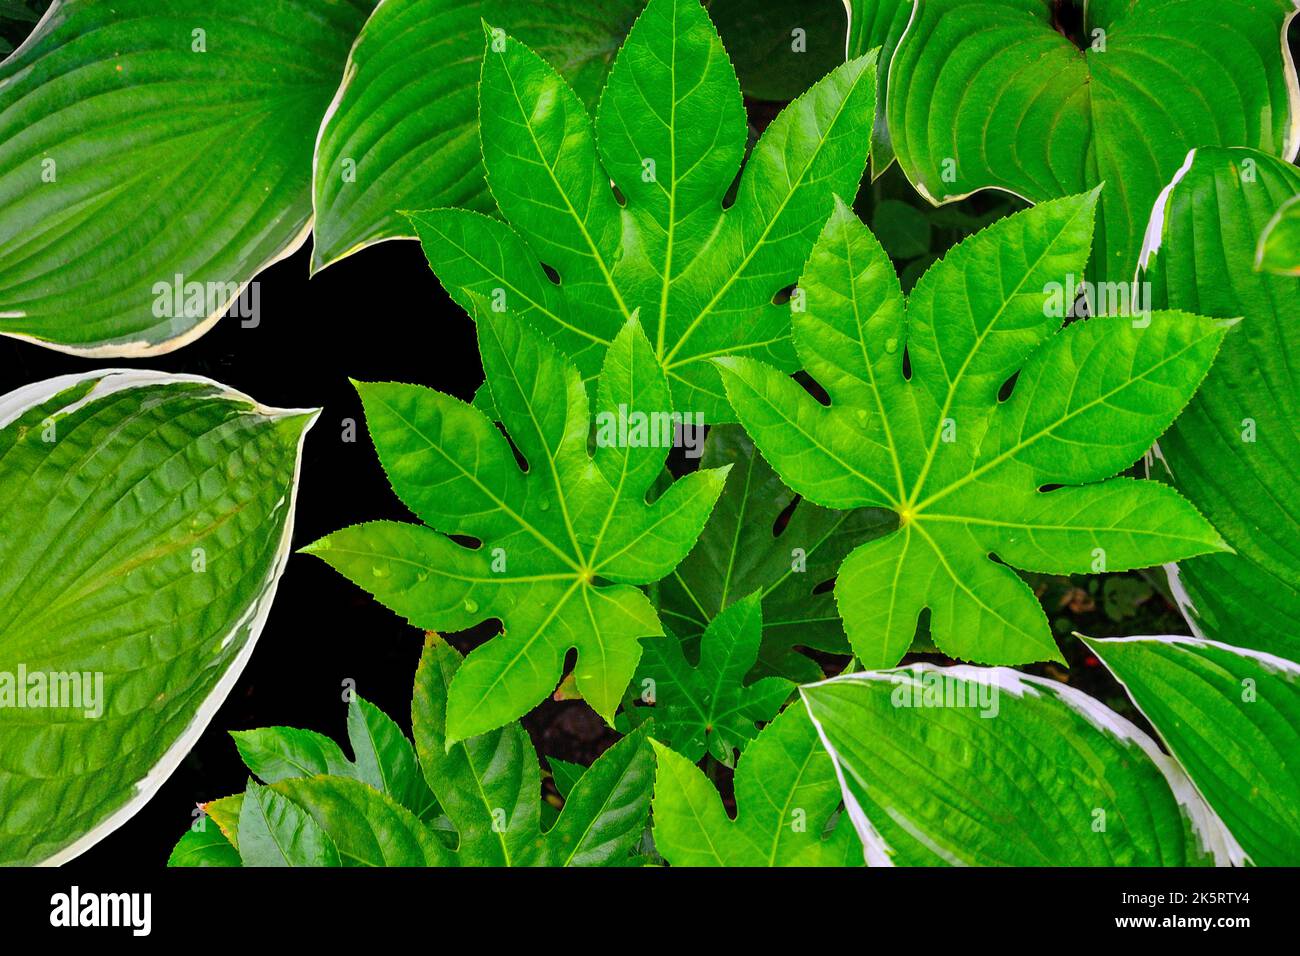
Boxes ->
[167,821,240,868]
[844,0,911,178]
[0,370,316,866]
[0,0,372,354]
[238,780,341,867]
[305,312,726,740]
[413,0,877,420]
[1139,147,1300,659]
[719,193,1229,669]
[1257,194,1300,276]
[802,665,1234,865]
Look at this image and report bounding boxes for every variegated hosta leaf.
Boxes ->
[305,311,727,741]
[628,593,793,764]
[719,192,1229,670]
[413,0,877,420]
[1257,194,1300,276]
[844,0,911,178]
[311,0,642,272]
[884,0,1299,285]
[657,424,894,683]
[0,0,371,355]
[1139,147,1300,660]
[802,665,1235,865]
[172,635,657,867]
[650,703,862,866]
[0,370,316,865]
[1083,635,1300,866]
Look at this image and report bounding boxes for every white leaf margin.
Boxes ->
[1081,632,1300,868]
[801,662,1240,866]
[0,369,319,865]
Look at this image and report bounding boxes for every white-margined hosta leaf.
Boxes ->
[0,0,371,355]
[802,664,1236,866]
[1084,635,1300,866]
[0,370,316,865]
[1257,194,1300,276]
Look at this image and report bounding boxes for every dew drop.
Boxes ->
[371,565,390,578]
[884,337,899,354]
[538,500,551,511]
[463,599,479,614]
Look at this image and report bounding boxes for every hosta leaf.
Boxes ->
[719,192,1229,669]
[311,0,641,272]
[1083,635,1300,866]
[0,370,315,866]
[708,0,846,102]
[305,311,727,740]
[631,593,793,764]
[802,665,1234,865]
[1139,147,1300,659]
[885,0,1299,284]
[167,820,240,867]
[413,0,877,420]
[1257,194,1300,276]
[413,634,656,866]
[658,424,894,682]
[649,704,861,867]
[0,0,372,355]
[843,0,911,178]
[233,693,437,818]
[238,780,341,867]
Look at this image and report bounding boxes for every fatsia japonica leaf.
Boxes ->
[0,0,373,355]
[885,0,1300,285]
[306,310,726,741]
[718,192,1231,670]
[650,703,861,867]
[630,593,793,764]
[1138,148,1300,660]
[802,665,1236,866]
[658,425,894,682]
[1083,635,1300,866]
[233,692,437,819]
[412,0,878,421]
[0,370,316,866]
[1257,194,1300,276]
[312,0,642,272]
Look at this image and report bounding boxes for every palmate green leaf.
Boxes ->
[659,425,894,682]
[412,0,878,421]
[1257,194,1300,276]
[631,593,793,764]
[707,0,847,102]
[0,370,316,866]
[884,0,1300,285]
[1083,635,1300,866]
[718,192,1231,669]
[843,0,911,179]
[233,692,437,819]
[305,310,727,741]
[0,0,373,355]
[803,665,1234,866]
[650,703,861,867]
[237,780,342,867]
[311,0,642,272]
[1139,148,1300,659]
[413,635,657,866]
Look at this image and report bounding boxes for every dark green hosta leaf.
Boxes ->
[0,0,372,355]
[659,425,894,682]
[1257,194,1300,276]
[0,370,315,866]
[237,780,341,867]
[233,692,437,819]
[1139,148,1300,660]
[1084,635,1300,866]
[844,0,911,178]
[305,311,727,740]
[413,0,877,420]
[884,0,1298,284]
[631,593,793,764]
[719,192,1229,669]
[312,0,641,272]
[708,0,846,102]
[650,704,861,866]
[413,635,656,866]
[803,665,1235,865]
